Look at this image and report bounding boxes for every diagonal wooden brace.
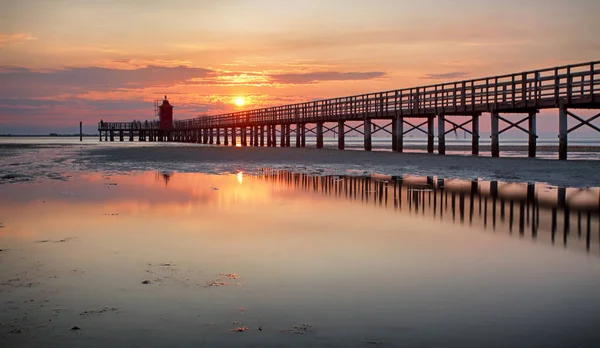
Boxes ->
[372,122,392,136]
[567,111,600,134]
[497,114,537,137]
[445,119,473,135]
[305,126,317,135]
[323,124,338,135]
[403,119,429,136]
[344,123,365,136]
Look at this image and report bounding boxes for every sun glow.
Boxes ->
[234,97,245,107]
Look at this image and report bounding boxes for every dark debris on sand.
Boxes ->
[280,324,315,334]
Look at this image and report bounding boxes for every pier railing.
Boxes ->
[167,61,598,129]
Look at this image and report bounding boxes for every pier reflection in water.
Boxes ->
[256,169,600,254]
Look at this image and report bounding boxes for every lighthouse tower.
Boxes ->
[158,95,173,129]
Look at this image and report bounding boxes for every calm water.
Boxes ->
[1,168,599,348]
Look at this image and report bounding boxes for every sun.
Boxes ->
[234,97,245,107]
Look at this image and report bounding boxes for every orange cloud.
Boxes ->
[0,33,36,48]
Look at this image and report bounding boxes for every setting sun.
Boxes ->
[234,97,245,107]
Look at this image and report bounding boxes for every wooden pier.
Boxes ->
[98,61,600,160]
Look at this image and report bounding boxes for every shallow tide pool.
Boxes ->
[1,170,599,348]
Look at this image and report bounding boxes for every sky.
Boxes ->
[0,0,599,134]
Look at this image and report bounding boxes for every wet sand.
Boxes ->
[82,145,600,187]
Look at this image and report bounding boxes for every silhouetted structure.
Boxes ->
[98,61,600,159]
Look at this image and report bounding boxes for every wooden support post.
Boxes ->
[267,125,272,146]
[254,126,259,146]
[232,127,237,146]
[438,114,445,155]
[528,111,536,158]
[296,124,301,147]
[280,125,285,147]
[215,128,220,145]
[491,110,500,157]
[260,125,265,146]
[396,116,404,152]
[301,124,306,147]
[338,120,345,150]
[79,122,83,141]
[427,116,434,153]
[129,130,133,141]
[391,117,397,151]
[119,130,124,141]
[271,125,277,147]
[224,128,229,146]
[559,104,568,160]
[316,122,324,148]
[472,114,479,155]
[364,119,372,151]
[242,126,247,146]
[285,124,291,147]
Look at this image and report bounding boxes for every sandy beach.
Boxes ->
[80,145,600,188]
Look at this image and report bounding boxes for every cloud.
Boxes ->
[0,33,36,48]
[0,65,215,94]
[269,71,386,84]
[420,72,468,80]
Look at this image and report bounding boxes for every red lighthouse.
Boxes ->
[158,96,173,129]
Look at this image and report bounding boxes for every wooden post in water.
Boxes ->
[242,126,247,146]
[280,125,285,147]
[427,116,434,153]
[528,111,537,158]
[364,119,372,151]
[79,122,83,141]
[338,121,345,150]
[224,128,229,146]
[472,113,479,155]
[232,127,237,146]
[491,110,500,157]
[266,125,272,146]
[396,116,404,152]
[260,125,265,146]
[285,124,291,147]
[296,124,301,147]
[559,103,568,160]
[301,124,306,147]
[271,125,277,147]
[438,114,445,155]
[216,128,221,145]
[316,122,324,148]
